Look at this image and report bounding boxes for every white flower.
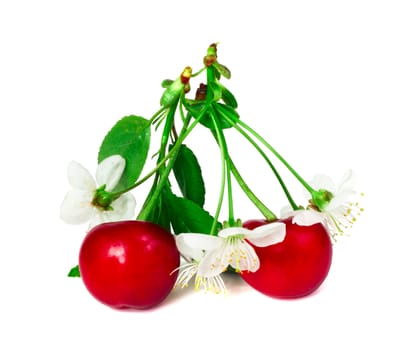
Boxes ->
[175,233,227,294]
[282,169,363,238]
[60,155,136,229]
[174,222,286,293]
[174,260,227,294]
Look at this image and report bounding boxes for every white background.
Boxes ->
[1,1,407,349]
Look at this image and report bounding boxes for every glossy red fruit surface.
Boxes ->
[241,218,332,298]
[79,220,180,310]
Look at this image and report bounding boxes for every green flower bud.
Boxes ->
[92,185,114,211]
[311,189,334,211]
[204,43,218,67]
[160,67,192,107]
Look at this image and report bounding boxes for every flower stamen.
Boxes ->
[173,261,227,295]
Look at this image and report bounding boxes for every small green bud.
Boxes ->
[160,67,192,107]
[207,43,218,57]
[204,43,218,67]
[92,185,114,211]
[311,189,334,211]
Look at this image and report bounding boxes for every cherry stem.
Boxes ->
[159,102,178,165]
[138,101,178,215]
[217,111,298,211]
[191,66,206,78]
[235,119,315,196]
[137,103,209,221]
[148,106,168,126]
[210,106,235,233]
[233,119,298,210]
[208,64,236,230]
[228,158,277,221]
[209,114,226,234]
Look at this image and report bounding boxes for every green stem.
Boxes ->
[137,151,177,221]
[206,66,225,234]
[207,65,235,230]
[137,105,209,221]
[232,121,298,210]
[179,97,187,123]
[158,102,178,166]
[210,136,226,233]
[229,158,277,221]
[206,65,216,91]
[149,106,168,126]
[136,102,178,215]
[113,142,176,198]
[191,66,206,78]
[226,158,234,226]
[113,104,177,199]
[218,111,298,210]
[236,119,315,194]
[209,107,235,232]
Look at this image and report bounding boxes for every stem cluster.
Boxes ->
[113,43,321,235]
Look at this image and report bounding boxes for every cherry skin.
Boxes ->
[241,218,332,298]
[79,220,180,310]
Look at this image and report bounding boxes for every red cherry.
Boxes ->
[79,220,180,310]
[241,218,332,298]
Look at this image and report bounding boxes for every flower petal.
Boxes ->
[96,155,126,191]
[246,222,286,247]
[67,161,95,191]
[310,173,336,193]
[228,240,260,272]
[198,245,228,277]
[292,209,324,226]
[217,226,252,238]
[87,194,136,230]
[110,193,136,220]
[280,205,295,218]
[88,209,109,229]
[60,189,93,224]
[198,238,261,276]
[326,192,353,212]
[176,234,223,261]
[336,169,357,194]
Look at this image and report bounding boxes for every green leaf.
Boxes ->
[68,265,80,277]
[185,102,236,130]
[184,101,209,126]
[213,102,240,126]
[207,81,222,103]
[171,144,205,207]
[164,192,220,234]
[221,86,238,109]
[213,62,231,79]
[98,115,150,192]
[161,79,174,88]
[144,187,172,231]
